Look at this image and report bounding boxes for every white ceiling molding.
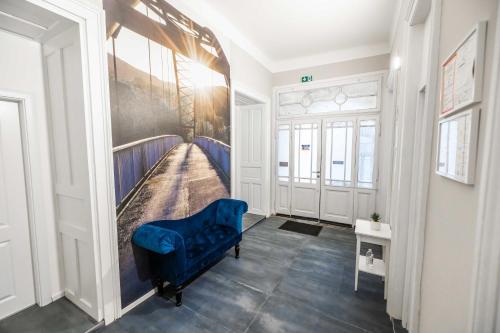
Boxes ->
[270,43,391,73]
[169,0,396,74]
[390,0,405,50]
[406,0,432,26]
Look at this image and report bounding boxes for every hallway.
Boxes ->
[100,217,404,333]
[118,142,230,306]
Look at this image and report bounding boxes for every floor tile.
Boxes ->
[243,213,265,231]
[0,298,96,333]
[98,297,229,333]
[246,294,368,333]
[211,250,289,295]
[172,271,267,332]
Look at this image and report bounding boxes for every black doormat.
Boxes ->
[279,220,323,236]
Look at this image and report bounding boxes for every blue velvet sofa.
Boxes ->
[132,198,248,306]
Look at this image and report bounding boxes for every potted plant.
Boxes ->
[370,212,381,231]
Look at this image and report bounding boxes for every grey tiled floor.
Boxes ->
[100,216,406,333]
[0,297,97,333]
[242,213,265,231]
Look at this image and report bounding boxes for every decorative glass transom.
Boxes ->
[278,80,379,116]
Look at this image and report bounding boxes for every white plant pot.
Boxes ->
[370,221,381,231]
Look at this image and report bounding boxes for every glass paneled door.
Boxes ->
[320,117,378,225]
[320,119,355,224]
[275,117,378,223]
[291,120,321,218]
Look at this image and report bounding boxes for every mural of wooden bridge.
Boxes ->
[113,135,230,306]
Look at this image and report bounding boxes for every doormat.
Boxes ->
[279,220,323,236]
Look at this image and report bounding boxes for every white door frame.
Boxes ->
[22,0,120,324]
[468,2,500,331]
[386,0,442,329]
[231,81,271,217]
[271,71,386,216]
[0,93,47,310]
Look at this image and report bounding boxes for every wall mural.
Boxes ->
[104,0,231,307]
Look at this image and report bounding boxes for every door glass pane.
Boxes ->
[278,124,290,181]
[294,123,318,184]
[358,120,376,188]
[324,121,353,186]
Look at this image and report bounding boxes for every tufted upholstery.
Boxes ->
[132,224,183,255]
[132,199,248,287]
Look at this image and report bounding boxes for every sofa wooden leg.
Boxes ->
[175,287,183,307]
[235,244,240,259]
[155,279,164,296]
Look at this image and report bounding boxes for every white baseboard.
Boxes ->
[120,282,170,316]
[51,291,65,302]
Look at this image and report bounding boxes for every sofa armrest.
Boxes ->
[132,224,184,255]
[215,199,248,233]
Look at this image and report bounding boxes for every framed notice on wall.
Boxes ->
[436,108,480,184]
[440,22,487,118]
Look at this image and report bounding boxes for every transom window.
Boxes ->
[278,79,380,117]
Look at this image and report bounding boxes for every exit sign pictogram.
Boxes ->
[301,75,313,83]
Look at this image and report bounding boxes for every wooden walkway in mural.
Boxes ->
[117,142,229,252]
[117,142,229,305]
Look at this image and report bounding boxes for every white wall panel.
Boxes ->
[321,188,354,224]
[354,189,376,221]
[0,242,15,301]
[44,26,98,319]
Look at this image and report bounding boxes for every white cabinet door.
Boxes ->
[291,120,321,218]
[237,104,266,215]
[0,101,35,320]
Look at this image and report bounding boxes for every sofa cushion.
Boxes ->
[184,224,236,260]
[216,199,247,233]
[132,224,182,255]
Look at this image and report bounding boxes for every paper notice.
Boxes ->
[441,31,478,116]
[441,54,456,115]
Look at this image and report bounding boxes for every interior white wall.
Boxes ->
[230,43,273,100]
[419,0,497,332]
[0,30,62,302]
[272,54,390,86]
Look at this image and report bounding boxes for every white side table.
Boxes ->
[354,219,391,299]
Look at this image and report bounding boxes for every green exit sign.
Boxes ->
[301,75,313,83]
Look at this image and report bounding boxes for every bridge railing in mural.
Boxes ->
[194,136,231,178]
[113,135,183,209]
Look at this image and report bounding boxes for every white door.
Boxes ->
[320,119,355,224]
[0,100,36,320]
[44,26,99,318]
[237,104,266,215]
[291,120,321,218]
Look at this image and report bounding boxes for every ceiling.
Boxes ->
[0,0,72,41]
[207,0,398,72]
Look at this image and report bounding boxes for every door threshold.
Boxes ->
[275,214,352,229]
